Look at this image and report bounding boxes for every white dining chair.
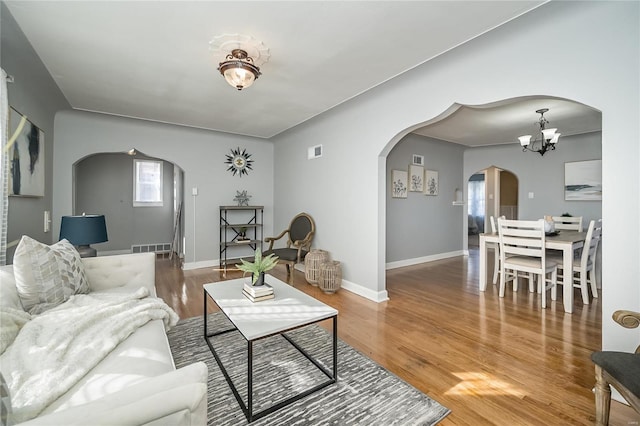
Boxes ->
[498,218,559,309]
[550,219,602,304]
[489,215,507,285]
[489,216,499,284]
[552,215,583,232]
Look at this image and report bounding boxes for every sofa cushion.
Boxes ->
[13,236,90,315]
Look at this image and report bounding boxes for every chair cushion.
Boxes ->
[289,217,312,242]
[504,256,558,272]
[264,248,308,262]
[591,351,640,398]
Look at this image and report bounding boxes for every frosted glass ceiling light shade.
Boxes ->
[218,49,261,91]
[518,108,561,156]
[518,135,532,146]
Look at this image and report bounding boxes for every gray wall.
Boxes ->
[386,133,464,264]
[53,110,274,269]
[270,1,638,353]
[464,131,602,249]
[1,2,70,262]
[75,153,175,253]
[5,1,638,355]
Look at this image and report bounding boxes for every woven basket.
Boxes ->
[304,249,329,285]
[318,261,342,294]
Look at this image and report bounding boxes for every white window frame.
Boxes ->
[133,159,163,207]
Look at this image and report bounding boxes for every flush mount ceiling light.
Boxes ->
[218,49,260,91]
[210,34,270,91]
[518,108,561,156]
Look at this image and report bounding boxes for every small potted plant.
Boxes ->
[237,248,279,286]
[237,227,249,241]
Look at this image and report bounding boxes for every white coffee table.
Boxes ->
[203,274,338,422]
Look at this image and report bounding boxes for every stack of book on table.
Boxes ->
[242,282,274,302]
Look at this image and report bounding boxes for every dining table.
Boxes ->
[479,230,587,313]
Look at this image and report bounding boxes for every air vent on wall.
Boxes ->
[131,243,171,254]
[308,144,322,160]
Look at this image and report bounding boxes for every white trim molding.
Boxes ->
[385,250,466,270]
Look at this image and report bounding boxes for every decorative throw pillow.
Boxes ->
[0,372,11,426]
[13,236,90,315]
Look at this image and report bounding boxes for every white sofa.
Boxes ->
[0,252,208,425]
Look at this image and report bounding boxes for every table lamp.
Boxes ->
[59,214,108,257]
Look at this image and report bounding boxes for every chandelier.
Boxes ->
[218,49,261,91]
[518,108,561,156]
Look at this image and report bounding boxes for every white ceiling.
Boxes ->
[5,1,558,140]
[413,97,601,147]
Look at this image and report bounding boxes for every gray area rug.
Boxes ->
[167,314,450,425]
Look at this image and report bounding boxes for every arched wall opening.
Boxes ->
[380,94,601,296]
[72,150,185,257]
[467,167,518,247]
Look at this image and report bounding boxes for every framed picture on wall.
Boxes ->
[564,159,602,201]
[408,164,424,192]
[391,170,408,198]
[8,107,45,197]
[412,154,424,166]
[424,170,439,196]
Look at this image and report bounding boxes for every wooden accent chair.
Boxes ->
[264,213,316,278]
[591,310,640,425]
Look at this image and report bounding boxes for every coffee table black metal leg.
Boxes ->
[333,316,338,379]
[203,289,207,339]
[248,340,253,422]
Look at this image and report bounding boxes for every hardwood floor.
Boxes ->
[155,250,639,425]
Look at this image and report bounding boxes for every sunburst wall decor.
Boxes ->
[224,147,254,177]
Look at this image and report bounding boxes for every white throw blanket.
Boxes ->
[0,287,179,423]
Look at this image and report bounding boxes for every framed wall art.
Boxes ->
[391,170,408,198]
[412,154,424,166]
[408,164,424,192]
[424,170,439,196]
[9,107,44,197]
[564,159,602,201]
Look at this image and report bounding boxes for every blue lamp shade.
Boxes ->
[59,214,108,257]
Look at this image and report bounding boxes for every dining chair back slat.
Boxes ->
[552,215,583,232]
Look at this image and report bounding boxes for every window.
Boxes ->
[133,159,163,207]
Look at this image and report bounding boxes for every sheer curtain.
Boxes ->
[1,69,9,265]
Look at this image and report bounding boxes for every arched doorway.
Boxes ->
[383,95,600,276]
[74,150,185,258]
[468,167,518,247]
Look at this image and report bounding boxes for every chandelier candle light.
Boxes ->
[518,108,561,156]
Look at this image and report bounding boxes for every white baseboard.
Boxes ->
[385,250,465,270]
[296,263,388,302]
[341,279,389,303]
[184,259,388,303]
[183,259,219,271]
